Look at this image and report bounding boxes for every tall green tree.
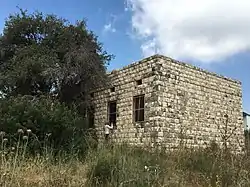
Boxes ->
[0,9,113,106]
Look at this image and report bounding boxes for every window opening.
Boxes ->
[133,95,144,122]
[108,101,117,126]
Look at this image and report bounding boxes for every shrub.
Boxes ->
[0,95,89,153]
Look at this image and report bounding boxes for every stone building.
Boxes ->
[244,112,250,131]
[91,55,244,151]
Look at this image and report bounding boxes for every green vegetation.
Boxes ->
[1,134,250,187]
[0,8,111,153]
[0,9,112,101]
[0,95,92,154]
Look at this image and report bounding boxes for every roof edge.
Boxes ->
[154,54,241,84]
[108,54,241,84]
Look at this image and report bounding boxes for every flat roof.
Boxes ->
[108,54,241,84]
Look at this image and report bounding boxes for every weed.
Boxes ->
[0,130,250,187]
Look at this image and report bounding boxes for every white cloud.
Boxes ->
[103,14,119,34]
[140,39,160,57]
[126,0,250,63]
[103,23,116,33]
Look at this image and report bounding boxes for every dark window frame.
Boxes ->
[108,101,117,126]
[133,95,145,122]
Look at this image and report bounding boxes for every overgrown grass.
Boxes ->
[86,145,170,187]
[1,130,250,187]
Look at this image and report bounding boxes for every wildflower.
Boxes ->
[27,129,32,134]
[46,133,52,137]
[23,136,28,140]
[144,165,149,171]
[11,147,15,151]
[17,129,24,134]
[0,131,5,137]
[3,138,7,142]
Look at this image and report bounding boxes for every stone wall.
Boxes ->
[92,55,244,151]
[151,56,244,151]
[92,56,159,146]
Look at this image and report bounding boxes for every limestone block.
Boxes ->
[91,55,244,152]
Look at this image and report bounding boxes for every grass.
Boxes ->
[1,130,250,187]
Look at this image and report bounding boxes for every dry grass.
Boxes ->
[1,130,250,187]
[1,156,88,186]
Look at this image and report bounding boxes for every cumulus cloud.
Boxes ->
[126,0,250,63]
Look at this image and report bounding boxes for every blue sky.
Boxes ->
[1,0,249,112]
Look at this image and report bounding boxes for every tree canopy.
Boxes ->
[0,9,113,105]
[0,9,113,152]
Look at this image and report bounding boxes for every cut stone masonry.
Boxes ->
[92,55,244,152]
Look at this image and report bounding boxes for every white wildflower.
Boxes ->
[18,129,24,134]
[27,129,32,134]
[0,131,5,137]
